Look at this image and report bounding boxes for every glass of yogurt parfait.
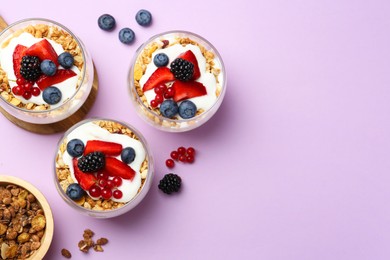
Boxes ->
[54,118,153,218]
[0,18,94,124]
[128,31,226,132]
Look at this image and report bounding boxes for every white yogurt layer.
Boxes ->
[0,32,80,108]
[61,122,146,204]
[139,43,222,117]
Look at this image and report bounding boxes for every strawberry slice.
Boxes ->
[83,140,123,156]
[142,67,174,92]
[12,44,27,79]
[72,158,96,190]
[36,69,77,90]
[172,81,207,102]
[178,50,200,80]
[105,157,136,181]
[25,39,59,65]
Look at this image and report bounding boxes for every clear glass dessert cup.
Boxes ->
[128,30,227,132]
[0,18,94,124]
[54,118,154,218]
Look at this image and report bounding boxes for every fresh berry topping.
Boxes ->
[42,86,62,105]
[178,50,200,80]
[88,185,101,198]
[12,86,23,96]
[166,159,175,168]
[106,180,115,189]
[121,147,136,164]
[37,69,77,90]
[150,100,158,108]
[179,155,186,162]
[164,87,175,99]
[24,82,33,89]
[101,188,113,200]
[40,59,57,76]
[177,147,186,155]
[97,171,109,180]
[73,158,97,190]
[16,78,25,85]
[98,14,116,31]
[155,93,164,104]
[20,55,41,81]
[160,100,179,118]
[186,155,195,163]
[153,53,169,67]
[66,139,85,157]
[158,173,182,194]
[113,190,123,199]
[154,84,167,95]
[98,179,108,188]
[135,9,152,26]
[25,39,58,65]
[170,58,194,81]
[178,100,197,119]
[105,157,136,180]
[119,28,135,44]
[187,147,195,156]
[78,151,105,173]
[112,176,123,187]
[13,44,27,79]
[171,80,207,102]
[22,90,32,100]
[31,87,41,96]
[58,52,74,69]
[170,151,179,160]
[66,183,85,201]
[83,140,123,156]
[142,67,175,92]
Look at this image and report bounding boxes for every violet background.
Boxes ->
[1,0,390,259]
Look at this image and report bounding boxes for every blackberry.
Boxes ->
[77,152,105,173]
[20,55,41,81]
[158,173,182,194]
[170,58,194,81]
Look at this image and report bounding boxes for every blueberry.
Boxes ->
[58,52,74,69]
[42,86,62,105]
[118,28,135,44]
[121,147,136,164]
[40,59,57,76]
[153,53,169,67]
[66,139,85,157]
[178,100,197,119]
[135,9,152,26]
[66,183,85,201]
[98,14,116,31]
[160,100,178,118]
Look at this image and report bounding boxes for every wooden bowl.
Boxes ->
[0,175,54,259]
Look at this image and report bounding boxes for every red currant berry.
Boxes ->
[166,159,175,168]
[22,91,32,100]
[16,78,25,85]
[187,147,196,156]
[106,180,114,189]
[98,179,108,188]
[24,82,33,90]
[177,146,186,155]
[186,155,195,163]
[150,100,158,108]
[170,151,179,160]
[101,188,112,200]
[155,94,164,104]
[113,189,123,199]
[164,87,175,98]
[31,87,41,96]
[12,86,23,96]
[97,171,109,180]
[158,84,167,94]
[89,185,101,198]
[112,176,122,187]
[179,155,186,162]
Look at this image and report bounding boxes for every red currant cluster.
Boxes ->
[166,146,196,168]
[12,78,41,100]
[88,172,123,200]
[150,84,175,108]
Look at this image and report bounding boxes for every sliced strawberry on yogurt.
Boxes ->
[36,69,77,90]
[25,39,59,65]
[178,50,200,80]
[72,158,96,190]
[142,67,174,92]
[83,140,123,156]
[12,44,27,79]
[105,157,136,181]
[172,80,207,102]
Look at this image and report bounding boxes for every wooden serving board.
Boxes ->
[0,16,98,134]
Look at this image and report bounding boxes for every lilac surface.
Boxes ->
[1,0,390,259]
